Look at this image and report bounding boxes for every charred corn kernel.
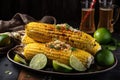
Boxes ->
[22,34,36,44]
[23,40,94,68]
[25,22,101,55]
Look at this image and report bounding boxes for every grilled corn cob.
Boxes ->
[23,40,94,68]
[25,22,101,55]
[22,34,36,44]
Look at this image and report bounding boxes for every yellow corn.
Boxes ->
[22,34,36,44]
[25,22,101,55]
[23,42,94,68]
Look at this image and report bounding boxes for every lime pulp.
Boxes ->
[69,55,86,71]
[52,60,73,72]
[29,54,47,70]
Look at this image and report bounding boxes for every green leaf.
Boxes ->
[49,44,54,48]
[106,45,117,51]
[117,41,120,47]
[101,45,117,51]
[70,47,76,51]
[65,23,70,30]
[111,38,118,46]
[56,26,61,30]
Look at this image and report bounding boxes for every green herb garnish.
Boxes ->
[49,44,54,48]
[102,45,117,51]
[56,26,61,30]
[65,23,70,30]
[101,38,120,51]
[70,47,76,51]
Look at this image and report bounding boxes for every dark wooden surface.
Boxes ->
[0,55,20,80]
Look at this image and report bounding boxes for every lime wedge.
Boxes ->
[0,34,11,47]
[69,55,87,71]
[14,54,27,64]
[52,60,73,72]
[29,54,47,70]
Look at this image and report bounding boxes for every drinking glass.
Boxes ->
[97,0,119,33]
[80,0,96,33]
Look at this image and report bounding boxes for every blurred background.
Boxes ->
[0,0,119,29]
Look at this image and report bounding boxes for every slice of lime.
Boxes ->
[29,54,47,70]
[14,54,27,64]
[52,60,73,72]
[69,55,87,71]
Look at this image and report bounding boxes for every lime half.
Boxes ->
[69,55,87,71]
[29,54,47,70]
[52,60,73,72]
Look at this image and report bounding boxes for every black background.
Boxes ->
[0,0,119,21]
[0,0,120,30]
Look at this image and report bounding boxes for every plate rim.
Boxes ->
[7,45,118,76]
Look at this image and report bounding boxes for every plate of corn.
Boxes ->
[7,22,117,76]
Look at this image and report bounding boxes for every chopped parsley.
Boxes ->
[65,23,70,30]
[70,47,76,51]
[55,25,61,30]
[49,44,54,48]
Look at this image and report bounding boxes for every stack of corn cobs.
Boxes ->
[21,22,101,72]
